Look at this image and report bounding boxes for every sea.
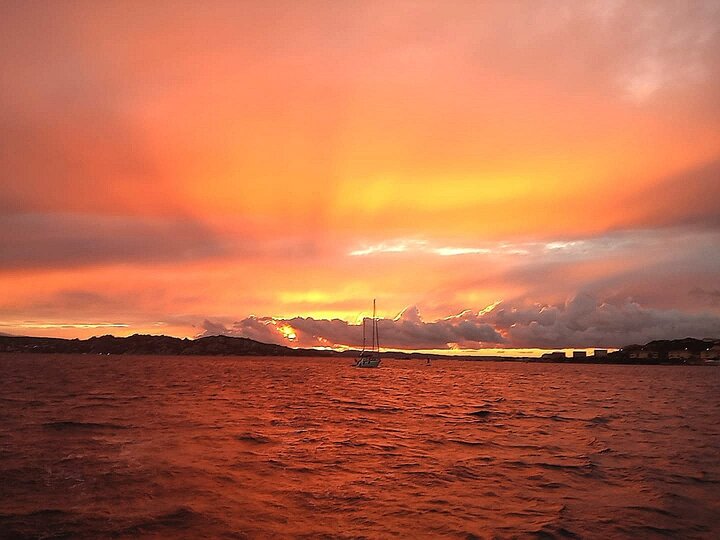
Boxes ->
[1,354,719,539]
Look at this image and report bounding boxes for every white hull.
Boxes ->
[355,357,381,368]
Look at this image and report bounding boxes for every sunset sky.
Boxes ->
[2,1,720,352]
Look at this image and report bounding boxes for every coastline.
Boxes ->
[1,334,718,365]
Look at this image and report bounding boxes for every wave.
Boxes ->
[235,432,273,444]
[526,524,581,539]
[41,421,131,431]
[3,356,719,538]
[468,409,494,418]
[114,507,224,537]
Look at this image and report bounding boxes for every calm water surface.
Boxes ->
[1,354,719,539]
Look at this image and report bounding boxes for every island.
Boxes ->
[0,335,719,364]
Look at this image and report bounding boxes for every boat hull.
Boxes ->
[355,357,381,368]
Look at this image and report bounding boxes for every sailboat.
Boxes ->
[355,299,381,368]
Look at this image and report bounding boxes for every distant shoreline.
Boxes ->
[1,334,718,365]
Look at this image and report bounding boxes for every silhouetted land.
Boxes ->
[1,335,718,364]
[0,335,307,357]
[0,334,454,359]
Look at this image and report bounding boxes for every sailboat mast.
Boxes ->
[375,312,380,353]
[362,316,366,352]
[373,298,378,352]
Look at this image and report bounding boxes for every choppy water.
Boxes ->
[1,354,719,539]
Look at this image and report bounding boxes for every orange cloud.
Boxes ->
[2,2,720,346]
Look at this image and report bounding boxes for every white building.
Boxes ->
[700,346,720,362]
[668,350,695,361]
[628,350,659,360]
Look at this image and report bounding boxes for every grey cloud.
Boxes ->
[200,319,232,337]
[202,294,720,350]
[0,213,225,269]
[461,227,720,313]
[689,287,720,306]
[625,157,720,231]
[474,0,720,108]
[20,290,128,315]
[200,306,504,350]
[481,293,720,348]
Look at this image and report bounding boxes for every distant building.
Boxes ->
[668,350,695,361]
[593,349,608,358]
[541,351,566,360]
[700,346,720,362]
[629,350,659,360]
[572,350,587,359]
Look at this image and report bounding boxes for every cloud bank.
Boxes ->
[200,305,504,350]
[483,294,720,348]
[200,293,720,350]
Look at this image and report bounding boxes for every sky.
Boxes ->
[1,1,720,352]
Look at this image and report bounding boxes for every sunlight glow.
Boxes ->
[432,247,493,256]
[478,301,503,316]
[349,240,427,256]
[277,324,297,341]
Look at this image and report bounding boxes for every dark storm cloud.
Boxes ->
[481,293,720,348]
[0,213,225,269]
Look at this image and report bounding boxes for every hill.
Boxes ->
[0,334,328,357]
[0,334,718,363]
